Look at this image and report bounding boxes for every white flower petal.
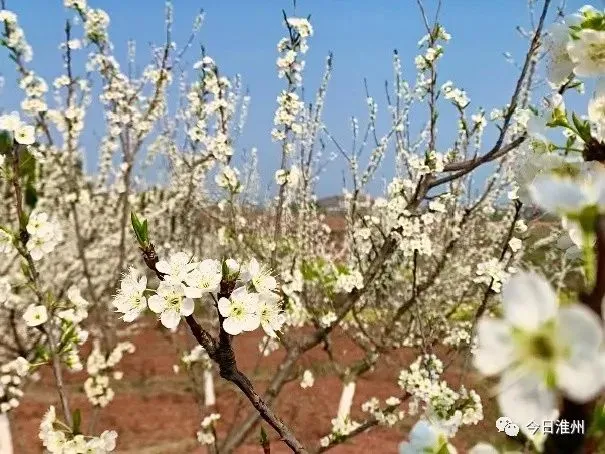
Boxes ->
[473,318,515,376]
[497,368,557,429]
[184,286,202,299]
[529,177,589,214]
[147,295,166,314]
[123,308,142,322]
[241,312,261,332]
[217,297,231,317]
[161,309,181,329]
[556,359,603,403]
[557,305,603,357]
[180,298,194,316]
[501,272,557,330]
[155,260,171,275]
[223,317,242,335]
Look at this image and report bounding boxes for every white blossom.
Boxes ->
[217,287,260,335]
[148,282,194,329]
[474,272,604,428]
[113,267,148,322]
[23,304,47,327]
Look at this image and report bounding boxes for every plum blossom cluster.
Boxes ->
[398,354,483,437]
[415,24,450,69]
[215,166,241,193]
[39,406,118,454]
[276,17,313,84]
[318,416,362,448]
[0,10,33,62]
[361,396,405,427]
[0,357,29,413]
[271,16,312,143]
[180,345,211,368]
[440,80,469,109]
[334,269,364,293]
[0,111,36,145]
[272,90,305,142]
[186,55,236,163]
[258,335,280,357]
[545,5,605,86]
[25,210,64,261]
[114,254,285,336]
[84,340,134,407]
[473,257,515,293]
[23,287,92,373]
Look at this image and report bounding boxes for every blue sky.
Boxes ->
[0,0,596,196]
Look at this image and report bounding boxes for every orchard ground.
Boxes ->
[11,318,510,453]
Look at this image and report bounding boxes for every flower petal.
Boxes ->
[155,260,171,275]
[184,286,202,299]
[147,295,166,314]
[223,317,242,335]
[497,368,557,429]
[557,305,603,357]
[556,359,603,403]
[161,309,181,329]
[501,272,557,330]
[217,297,231,317]
[123,308,142,323]
[241,312,261,332]
[473,318,515,376]
[529,177,589,214]
[180,298,194,316]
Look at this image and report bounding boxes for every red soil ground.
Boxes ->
[11,321,503,453]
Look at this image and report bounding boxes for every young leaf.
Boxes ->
[0,131,12,156]
[130,211,148,246]
[25,181,38,209]
[572,113,592,142]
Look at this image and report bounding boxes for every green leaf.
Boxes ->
[130,211,148,246]
[18,148,37,180]
[72,409,82,435]
[131,211,141,231]
[25,181,38,209]
[142,220,148,242]
[546,117,569,129]
[0,131,12,156]
[572,113,592,142]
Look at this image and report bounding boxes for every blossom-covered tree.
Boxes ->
[1,0,605,453]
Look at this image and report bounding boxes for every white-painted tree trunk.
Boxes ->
[203,369,216,407]
[336,380,356,421]
[0,413,13,454]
